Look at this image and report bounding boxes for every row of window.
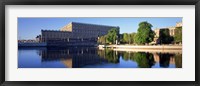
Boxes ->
[73,30,107,34]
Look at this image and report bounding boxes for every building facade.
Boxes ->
[152,22,182,44]
[39,22,119,46]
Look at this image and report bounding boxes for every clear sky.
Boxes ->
[18,17,182,40]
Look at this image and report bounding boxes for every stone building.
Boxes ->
[152,22,182,44]
[39,22,119,46]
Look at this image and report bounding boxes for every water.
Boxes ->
[18,47,182,68]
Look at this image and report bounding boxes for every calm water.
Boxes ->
[18,47,182,68]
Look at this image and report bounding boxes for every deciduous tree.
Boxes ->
[106,28,119,44]
[174,27,182,43]
[134,21,155,45]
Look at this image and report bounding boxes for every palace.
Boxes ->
[36,22,120,46]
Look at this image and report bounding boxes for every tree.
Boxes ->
[174,27,182,43]
[120,33,136,44]
[122,33,129,44]
[119,34,123,44]
[134,21,155,45]
[106,28,119,44]
[130,32,136,44]
[97,35,107,44]
[159,29,174,44]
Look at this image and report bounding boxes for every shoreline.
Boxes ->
[112,48,182,53]
[99,44,182,49]
[18,43,182,49]
[98,45,182,53]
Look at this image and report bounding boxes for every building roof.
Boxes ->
[153,21,182,31]
[71,22,119,28]
[41,29,71,33]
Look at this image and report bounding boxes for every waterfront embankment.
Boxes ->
[18,42,97,47]
[98,45,182,53]
[18,42,47,47]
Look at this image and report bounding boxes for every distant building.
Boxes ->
[18,39,38,43]
[152,22,182,44]
[36,35,42,42]
[38,22,120,46]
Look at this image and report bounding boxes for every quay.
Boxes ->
[18,42,47,47]
[98,45,182,53]
[18,42,97,47]
[99,45,182,49]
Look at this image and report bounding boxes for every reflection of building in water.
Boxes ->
[37,22,119,46]
[62,58,72,68]
[38,48,181,68]
[39,48,109,68]
[153,53,175,64]
[153,53,182,68]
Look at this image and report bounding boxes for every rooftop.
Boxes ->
[41,30,71,32]
[70,22,119,28]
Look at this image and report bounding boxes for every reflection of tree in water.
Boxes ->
[98,49,120,64]
[104,49,119,63]
[121,52,130,61]
[120,52,155,68]
[175,54,182,68]
[120,52,133,61]
[158,53,173,68]
[133,52,155,68]
[97,49,182,68]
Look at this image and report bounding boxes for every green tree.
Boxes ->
[119,34,123,44]
[120,33,136,44]
[130,33,136,44]
[106,28,119,44]
[122,33,129,44]
[134,21,155,45]
[98,35,107,44]
[174,27,182,43]
[159,29,174,44]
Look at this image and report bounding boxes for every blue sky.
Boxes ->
[18,17,182,40]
